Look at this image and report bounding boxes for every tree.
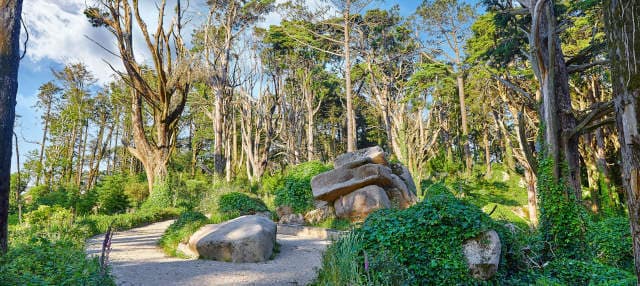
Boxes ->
[417,0,476,176]
[34,81,60,185]
[0,0,23,253]
[86,0,192,192]
[604,0,640,280]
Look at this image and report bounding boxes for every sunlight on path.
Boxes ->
[86,220,330,286]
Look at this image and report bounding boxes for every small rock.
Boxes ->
[188,215,277,263]
[177,242,198,258]
[276,205,293,218]
[279,213,305,225]
[462,230,501,280]
[304,206,336,224]
[334,185,391,221]
[313,200,328,209]
[334,146,388,169]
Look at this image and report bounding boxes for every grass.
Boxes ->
[159,211,209,257]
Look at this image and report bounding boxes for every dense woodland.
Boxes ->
[1,0,640,285]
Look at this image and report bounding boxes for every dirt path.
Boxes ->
[86,220,330,286]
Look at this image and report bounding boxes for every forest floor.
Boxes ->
[86,220,330,286]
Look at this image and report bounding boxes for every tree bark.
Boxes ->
[0,0,23,253]
[604,0,640,280]
[343,0,356,152]
[530,0,581,196]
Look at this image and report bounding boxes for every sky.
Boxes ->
[10,0,452,173]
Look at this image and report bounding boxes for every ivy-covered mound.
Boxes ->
[362,192,515,284]
[315,186,517,285]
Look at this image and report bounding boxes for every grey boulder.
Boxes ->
[187,215,277,263]
[462,230,501,280]
[334,185,391,221]
[334,146,388,169]
[311,163,394,202]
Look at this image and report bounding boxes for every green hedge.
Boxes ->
[274,161,331,213]
[218,192,268,216]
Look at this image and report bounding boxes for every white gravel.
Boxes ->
[86,220,330,286]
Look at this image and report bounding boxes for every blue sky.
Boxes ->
[11,0,476,173]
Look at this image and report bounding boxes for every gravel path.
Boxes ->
[86,220,330,286]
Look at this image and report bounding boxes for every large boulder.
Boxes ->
[187,215,277,263]
[334,146,388,169]
[334,185,391,221]
[311,163,394,202]
[390,163,418,196]
[462,230,501,280]
[385,174,418,209]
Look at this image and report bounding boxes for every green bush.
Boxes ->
[274,161,331,213]
[141,183,173,210]
[0,237,114,286]
[218,192,268,215]
[588,216,634,270]
[357,193,500,284]
[542,258,635,285]
[124,181,149,208]
[94,175,130,214]
[159,211,209,256]
[77,207,180,236]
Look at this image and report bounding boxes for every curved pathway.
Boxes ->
[86,220,330,286]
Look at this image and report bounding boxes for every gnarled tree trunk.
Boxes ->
[604,0,640,280]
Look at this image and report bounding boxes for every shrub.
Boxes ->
[94,175,129,214]
[588,216,634,270]
[0,237,114,286]
[274,161,331,213]
[218,192,268,216]
[141,183,173,210]
[77,207,180,236]
[159,211,209,256]
[124,181,149,208]
[356,193,500,284]
[542,258,635,285]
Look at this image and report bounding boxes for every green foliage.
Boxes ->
[357,192,500,284]
[541,258,635,285]
[77,207,180,236]
[123,181,149,208]
[0,237,114,286]
[315,185,524,285]
[536,155,587,259]
[274,161,331,213]
[218,192,268,216]
[94,174,130,214]
[159,211,209,257]
[588,216,633,270]
[141,182,173,210]
[312,217,352,231]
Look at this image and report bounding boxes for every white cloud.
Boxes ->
[22,0,122,84]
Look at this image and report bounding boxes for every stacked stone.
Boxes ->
[310,146,418,221]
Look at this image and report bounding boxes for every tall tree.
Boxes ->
[34,81,60,185]
[86,0,192,192]
[604,0,640,280]
[0,0,23,253]
[417,0,476,176]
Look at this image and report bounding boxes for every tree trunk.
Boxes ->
[0,0,22,253]
[484,129,492,179]
[344,0,356,152]
[457,75,472,176]
[531,0,581,196]
[524,167,539,226]
[36,100,51,185]
[604,0,640,280]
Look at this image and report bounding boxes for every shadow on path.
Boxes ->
[86,220,330,286]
